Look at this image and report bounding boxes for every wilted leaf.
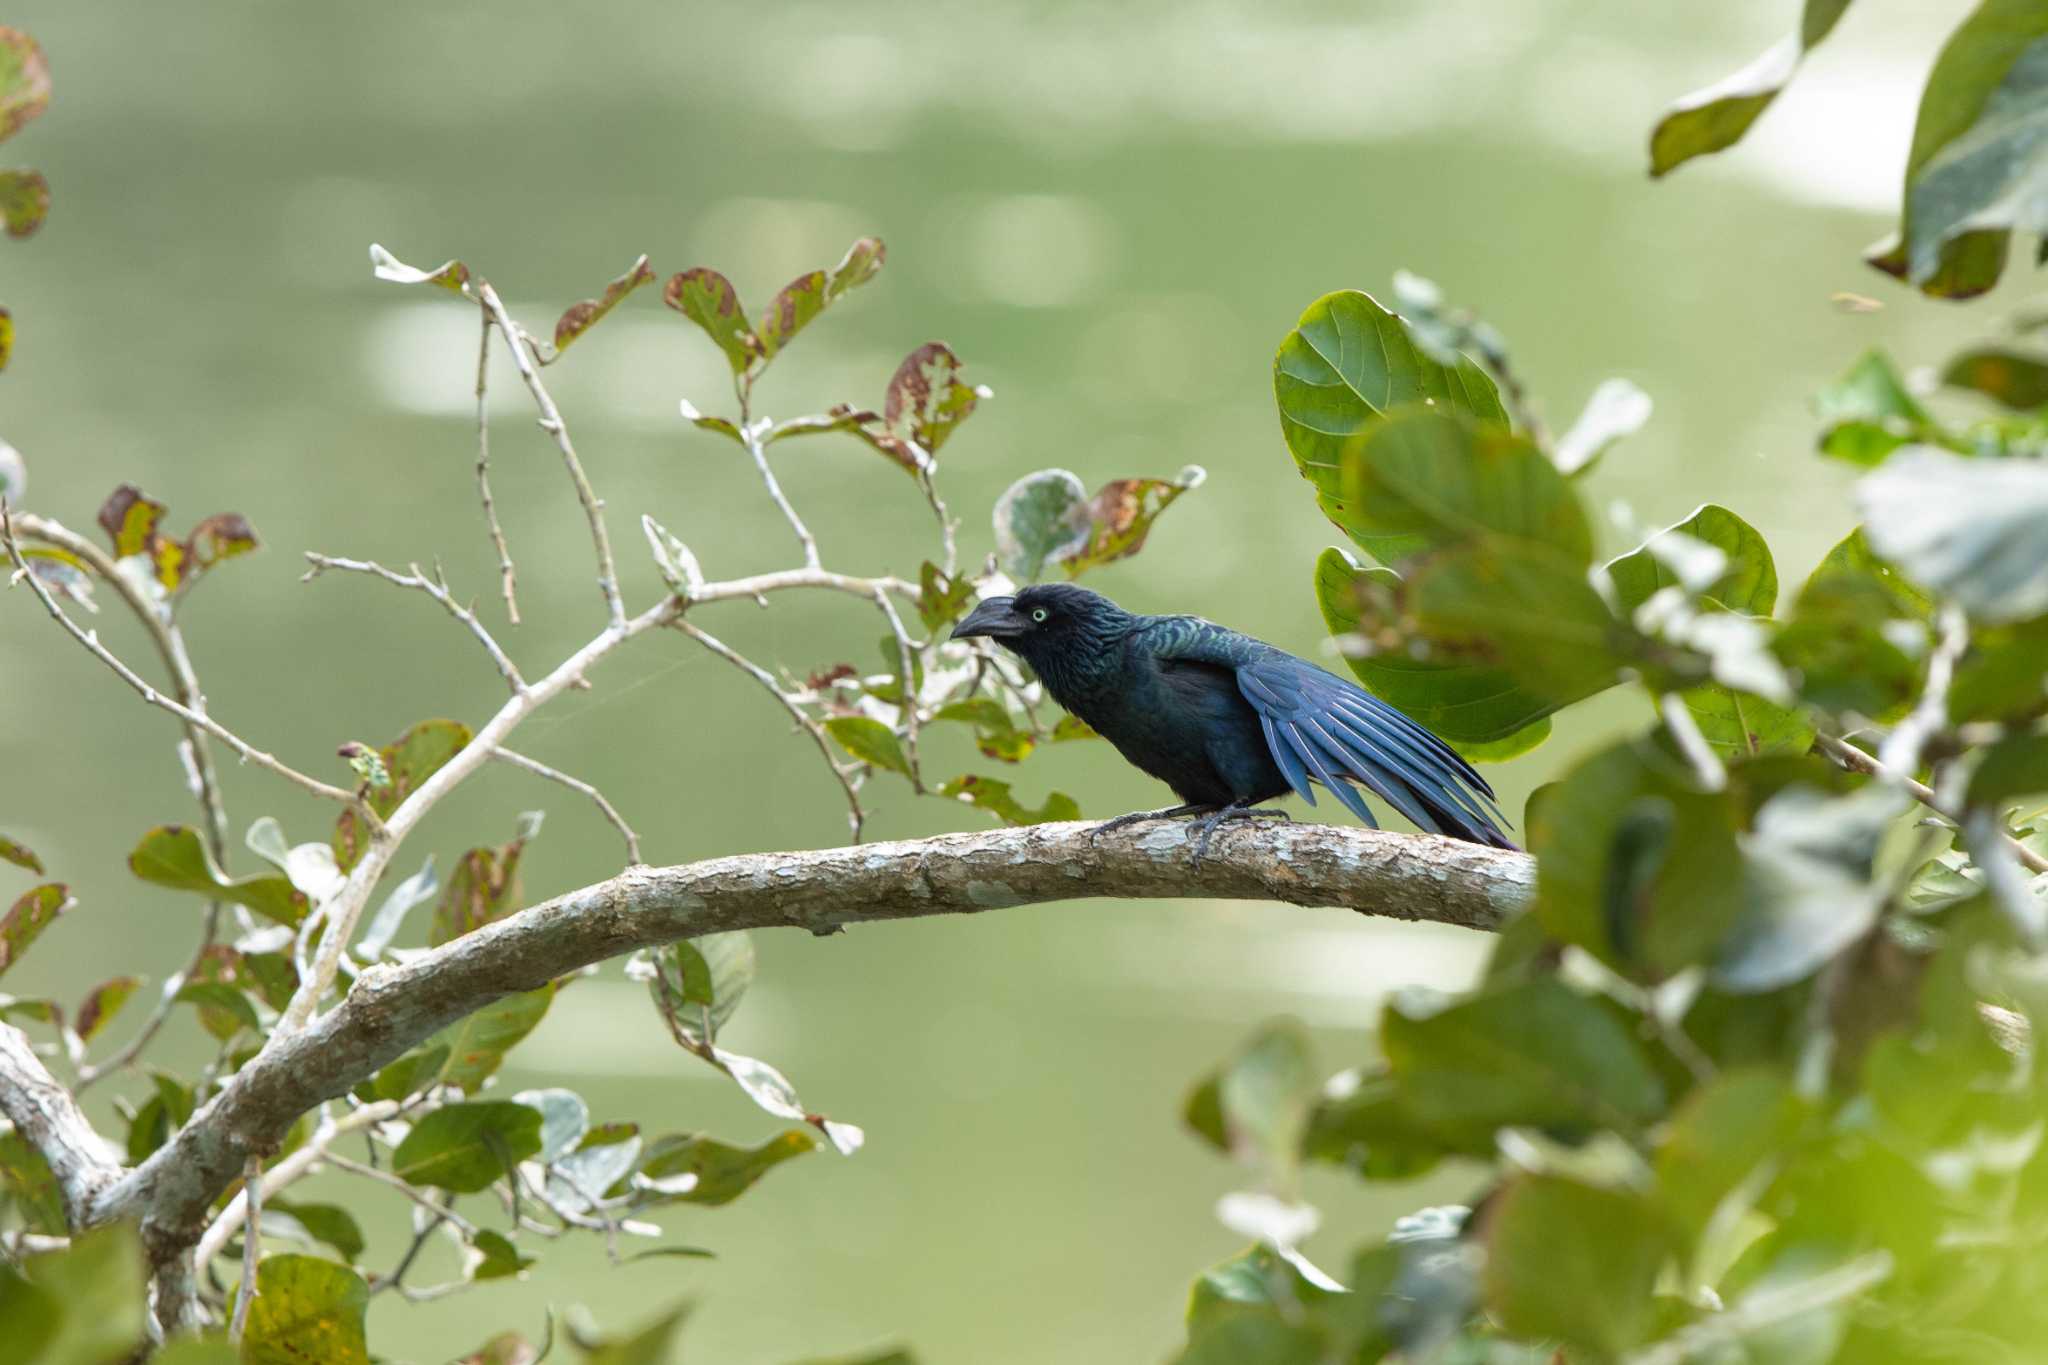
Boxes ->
[0,833,41,874]
[1648,0,1853,177]
[183,513,257,573]
[238,1254,370,1365]
[823,715,908,776]
[636,1129,817,1206]
[884,341,981,456]
[1481,1175,1672,1355]
[1341,407,1593,565]
[391,1100,543,1192]
[1274,290,1509,551]
[554,254,654,355]
[0,27,51,142]
[763,405,880,446]
[428,985,553,1094]
[1553,377,1653,475]
[368,243,469,294]
[1860,445,2048,622]
[663,267,755,373]
[128,825,306,926]
[938,773,1081,825]
[1060,467,1206,577]
[0,883,68,980]
[96,484,165,559]
[0,168,47,238]
[429,827,529,945]
[1945,346,2048,409]
[1865,3,2048,296]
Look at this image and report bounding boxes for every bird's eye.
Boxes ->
[1030,607,1049,623]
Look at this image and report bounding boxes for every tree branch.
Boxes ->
[301,552,525,693]
[98,821,1530,1256]
[0,1024,122,1228]
[490,746,641,864]
[473,307,520,625]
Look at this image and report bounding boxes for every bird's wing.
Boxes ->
[1149,619,1514,848]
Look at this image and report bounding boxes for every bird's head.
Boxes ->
[950,583,1129,666]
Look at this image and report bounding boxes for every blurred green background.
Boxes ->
[0,1,2014,1359]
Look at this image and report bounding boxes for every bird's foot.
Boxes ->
[1187,802,1286,868]
[1088,803,1214,845]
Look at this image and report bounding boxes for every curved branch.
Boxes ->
[99,821,1530,1253]
[0,1024,122,1228]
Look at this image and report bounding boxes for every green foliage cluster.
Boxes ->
[1169,94,2048,1365]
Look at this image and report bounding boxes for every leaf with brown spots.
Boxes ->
[663,266,756,373]
[332,719,472,871]
[97,484,166,558]
[184,512,257,572]
[553,253,655,355]
[0,28,50,143]
[73,974,141,1043]
[764,405,880,446]
[0,169,46,238]
[939,774,1080,826]
[884,341,984,457]
[1061,466,1207,577]
[0,833,41,874]
[429,829,528,945]
[239,1255,371,1365]
[0,882,70,981]
[0,306,12,370]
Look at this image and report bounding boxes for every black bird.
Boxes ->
[951,584,1513,862]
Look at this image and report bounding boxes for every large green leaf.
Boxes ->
[1656,1068,1812,1251]
[10,1222,148,1365]
[128,826,306,926]
[1607,502,1777,618]
[1648,0,1853,176]
[1338,408,1591,564]
[391,1100,543,1192]
[239,1255,369,1365]
[1181,1020,1318,1184]
[663,267,756,373]
[1406,539,1627,712]
[1532,734,1746,980]
[1868,0,2048,297]
[1273,290,1508,557]
[1379,977,1668,1150]
[1480,1175,1672,1356]
[635,1130,817,1206]
[1774,529,1926,717]
[1313,548,1551,754]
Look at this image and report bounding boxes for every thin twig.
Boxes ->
[1879,603,1968,778]
[915,464,958,577]
[302,553,525,693]
[371,1207,448,1297]
[193,1100,403,1270]
[675,619,865,840]
[476,282,623,627]
[474,308,520,624]
[490,746,642,864]
[875,587,925,793]
[3,505,365,811]
[321,1153,482,1238]
[1815,732,2048,875]
[738,417,820,570]
[687,565,917,606]
[229,1155,262,1343]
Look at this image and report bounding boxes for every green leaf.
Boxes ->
[369,243,470,294]
[824,716,909,776]
[1656,1069,1811,1252]
[128,825,306,927]
[756,237,886,361]
[13,1222,148,1364]
[1862,446,2048,623]
[1300,1070,1445,1180]
[0,882,68,980]
[1380,977,1668,1150]
[239,1255,370,1365]
[96,484,167,559]
[1339,408,1592,564]
[429,827,529,946]
[1813,350,1942,467]
[1952,613,2048,721]
[1532,734,1745,979]
[470,1228,537,1281]
[936,773,1081,826]
[175,981,260,1037]
[1715,785,1902,993]
[1480,1175,1672,1355]
[334,718,473,871]
[1313,547,1551,750]
[1405,539,1627,712]
[1273,290,1509,555]
[663,267,756,373]
[1867,2,2048,296]
[883,341,980,457]
[572,1303,690,1365]
[153,1339,240,1365]
[1774,531,1926,717]
[0,1128,64,1234]
[914,561,974,633]
[1967,730,2048,807]
[553,254,655,355]
[0,169,46,239]
[268,1199,366,1263]
[0,833,40,874]
[1648,0,1852,176]
[1059,469,1207,578]
[0,1263,59,1365]
[391,1100,543,1192]
[636,1129,818,1206]
[427,985,553,1094]
[356,1043,451,1103]
[992,469,1088,579]
[1206,1020,1318,1183]
[1945,346,2048,409]
[652,932,755,1045]
[0,27,51,141]
[1608,503,1778,618]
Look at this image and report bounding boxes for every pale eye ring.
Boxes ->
[1030,607,1049,623]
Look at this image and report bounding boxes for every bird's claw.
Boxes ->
[1186,804,1287,869]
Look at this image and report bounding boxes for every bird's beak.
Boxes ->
[951,596,1027,641]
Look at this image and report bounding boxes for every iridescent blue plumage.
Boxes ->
[950,583,1514,858]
